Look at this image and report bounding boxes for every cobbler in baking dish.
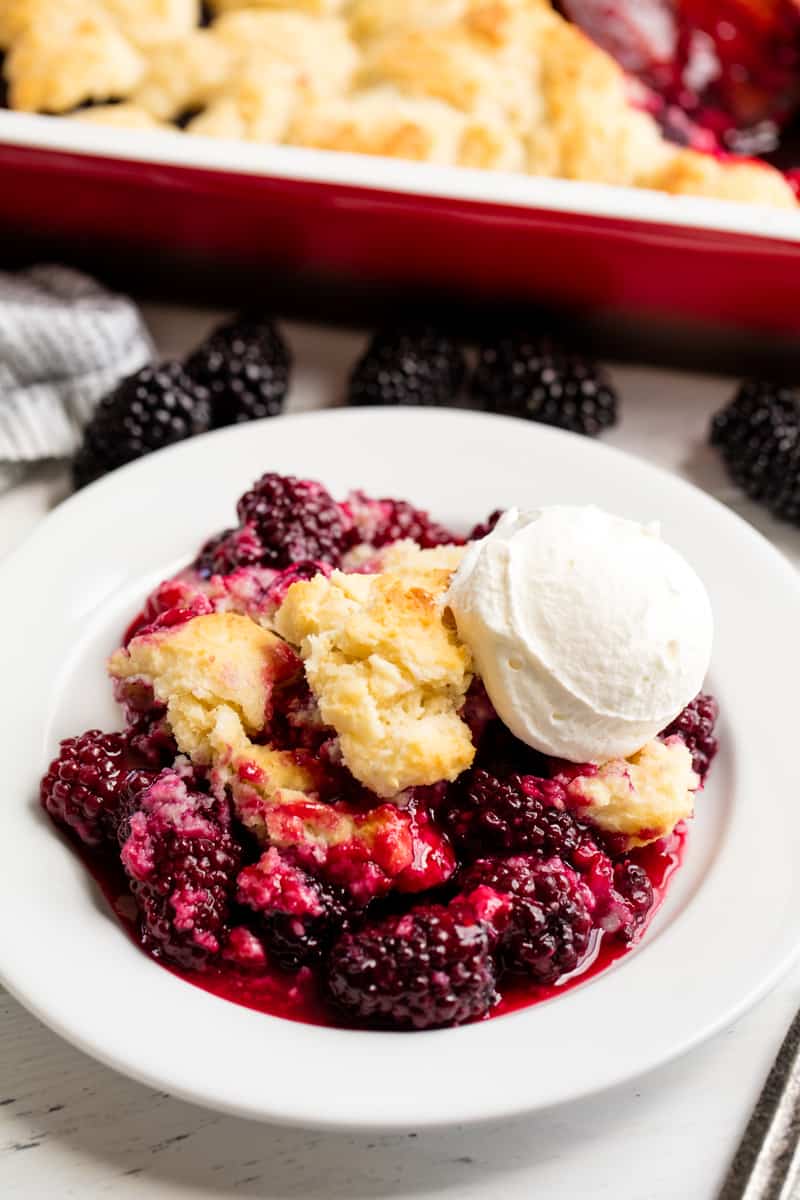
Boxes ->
[1,0,796,206]
[41,472,718,1030]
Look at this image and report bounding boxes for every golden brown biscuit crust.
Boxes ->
[2,0,795,208]
[275,549,475,797]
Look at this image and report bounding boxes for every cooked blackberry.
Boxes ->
[73,363,210,487]
[710,381,800,524]
[343,491,459,548]
[40,729,153,847]
[119,770,240,969]
[184,314,291,427]
[236,472,347,567]
[472,333,618,435]
[661,692,719,783]
[124,707,177,771]
[442,768,585,860]
[348,327,466,408]
[326,903,496,1029]
[613,861,654,927]
[459,855,595,984]
[194,524,265,577]
[472,720,551,779]
[468,509,504,541]
[237,849,350,970]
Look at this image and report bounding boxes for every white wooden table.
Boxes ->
[3,305,800,1200]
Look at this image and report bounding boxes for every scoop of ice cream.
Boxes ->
[446,506,713,763]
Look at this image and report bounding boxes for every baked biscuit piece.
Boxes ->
[564,738,699,848]
[5,7,144,112]
[109,612,301,758]
[212,10,359,99]
[187,58,298,142]
[647,148,797,209]
[464,0,550,46]
[275,557,474,797]
[293,84,522,169]
[107,611,320,798]
[360,24,538,137]
[350,0,470,44]
[71,102,168,129]
[0,0,57,50]
[0,0,199,49]
[459,116,526,170]
[349,0,542,45]
[211,0,346,13]
[132,29,232,121]
[534,18,670,186]
[375,541,466,589]
[103,0,200,47]
[109,610,415,878]
[291,86,467,163]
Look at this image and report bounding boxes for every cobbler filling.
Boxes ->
[40,473,718,1031]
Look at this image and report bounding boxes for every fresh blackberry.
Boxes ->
[194,524,265,577]
[326,903,496,1029]
[73,363,210,487]
[442,768,586,860]
[237,849,350,970]
[468,509,504,541]
[459,855,595,984]
[184,314,291,427]
[343,491,458,549]
[40,730,152,847]
[472,333,618,435]
[348,327,466,408]
[119,770,240,969]
[236,472,346,567]
[710,381,800,524]
[661,693,719,783]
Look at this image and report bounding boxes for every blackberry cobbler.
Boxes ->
[41,474,718,1030]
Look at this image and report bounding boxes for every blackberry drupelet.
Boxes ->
[73,363,210,487]
[184,314,291,427]
[348,327,466,408]
[236,472,347,567]
[40,729,152,847]
[661,692,719,783]
[459,855,595,984]
[472,333,618,435]
[326,904,496,1029]
[710,381,800,525]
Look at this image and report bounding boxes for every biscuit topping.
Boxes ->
[275,545,474,797]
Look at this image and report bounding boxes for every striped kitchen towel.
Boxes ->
[0,265,153,490]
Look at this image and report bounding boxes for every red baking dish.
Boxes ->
[2,110,800,334]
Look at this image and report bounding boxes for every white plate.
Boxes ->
[2,407,799,1131]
